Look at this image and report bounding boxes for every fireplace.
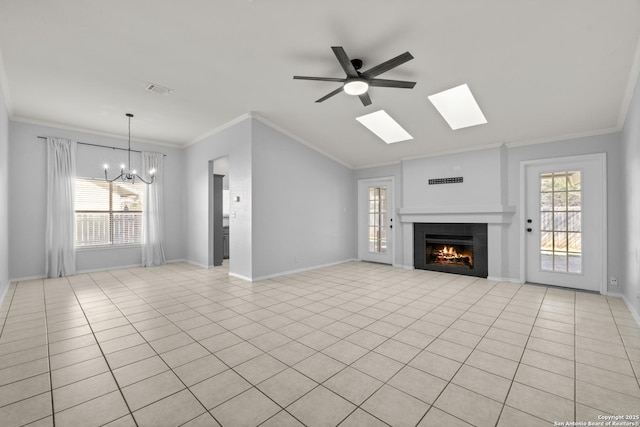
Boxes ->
[414,223,488,278]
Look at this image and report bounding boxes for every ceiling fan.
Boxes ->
[294,46,416,106]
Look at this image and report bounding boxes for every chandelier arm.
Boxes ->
[104,170,125,182]
[135,174,154,185]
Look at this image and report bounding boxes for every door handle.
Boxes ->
[527,228,532,232]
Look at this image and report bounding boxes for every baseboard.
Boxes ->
[166,258,187,264]
[10,260,189,283]
[487,276,523,284]
[621,294,640,327]
[9,274,46,282]
[180,260,209,269]
[76,264,142,275]
[250,259,357,282]
[393,263,413,269]
[228,272,252,282]
[0,282,11,310]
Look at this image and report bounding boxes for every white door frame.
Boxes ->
[519,153,607,293]
[358,176,395,265]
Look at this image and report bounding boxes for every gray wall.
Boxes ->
[5,115,357,284]
[8,121,185,279]
[183,118,252,278]
[622,71,640,318]
[0,90,8,301]
[251,119,356,279]
[506,133,624,290]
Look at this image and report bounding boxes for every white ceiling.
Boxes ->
[1,0,639,169]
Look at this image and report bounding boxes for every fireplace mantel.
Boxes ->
[397,205,515,224]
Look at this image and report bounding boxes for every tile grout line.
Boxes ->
[345,275,489,426]
[574,291,578,423]
[88,267,298,427]
[0,282,18,342]
[287,271,560,426]
[295,273,507,426]
[85,269,220,427]
[59,274,140,427]
[43,278,57,427]
[606,296,640,390]
[501,287,575,425]
[408,277,526,427]
[482,284,550,427]
[4,262,639,426]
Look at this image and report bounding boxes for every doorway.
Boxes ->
[358,177,394,265]
[209,157,230,267]
[521,153,606,292]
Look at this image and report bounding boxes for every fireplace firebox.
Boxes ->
[414,223,488,278]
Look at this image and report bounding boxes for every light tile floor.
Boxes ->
[0,261,639,427]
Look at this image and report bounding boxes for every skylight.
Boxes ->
[428,84,487,130]
[356,110,413,144]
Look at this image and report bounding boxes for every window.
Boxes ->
[75,178,144,247]
[368,186,387,254]
[539,171,582,273]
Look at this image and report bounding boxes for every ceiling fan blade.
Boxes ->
[361,52,414,79]
[332,46,359,78]
[294,76,346,82]
[316,86,344,103]
[359,92,372,106]
[368,79,416,89]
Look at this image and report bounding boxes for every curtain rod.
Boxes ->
[37,136,167,157]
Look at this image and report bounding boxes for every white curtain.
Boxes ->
[142,151,166,266]
[46,138,76,277]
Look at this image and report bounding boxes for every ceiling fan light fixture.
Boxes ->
[343,79,369,96]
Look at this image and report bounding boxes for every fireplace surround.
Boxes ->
[414,223,488,278]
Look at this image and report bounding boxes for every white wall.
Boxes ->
[402,146,506,208]
[0,90,9,302]
[8,121,185,279]
[622,72,640,318]
[183,117,252,278]
[251,119,356,279]
[356,138,623,289]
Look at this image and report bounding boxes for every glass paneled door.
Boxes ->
[368,187,388,254]
[523,154,606,292]
[359,178,394,265]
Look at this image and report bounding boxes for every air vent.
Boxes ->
[429,177,463,185]
[145,83,173,96]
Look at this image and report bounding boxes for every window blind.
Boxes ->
[75,178,144,247]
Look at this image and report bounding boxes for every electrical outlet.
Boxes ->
[609,277,618,287]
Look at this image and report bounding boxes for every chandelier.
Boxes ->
[103,113,155,184]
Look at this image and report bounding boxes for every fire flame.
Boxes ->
[439,246,459,258]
